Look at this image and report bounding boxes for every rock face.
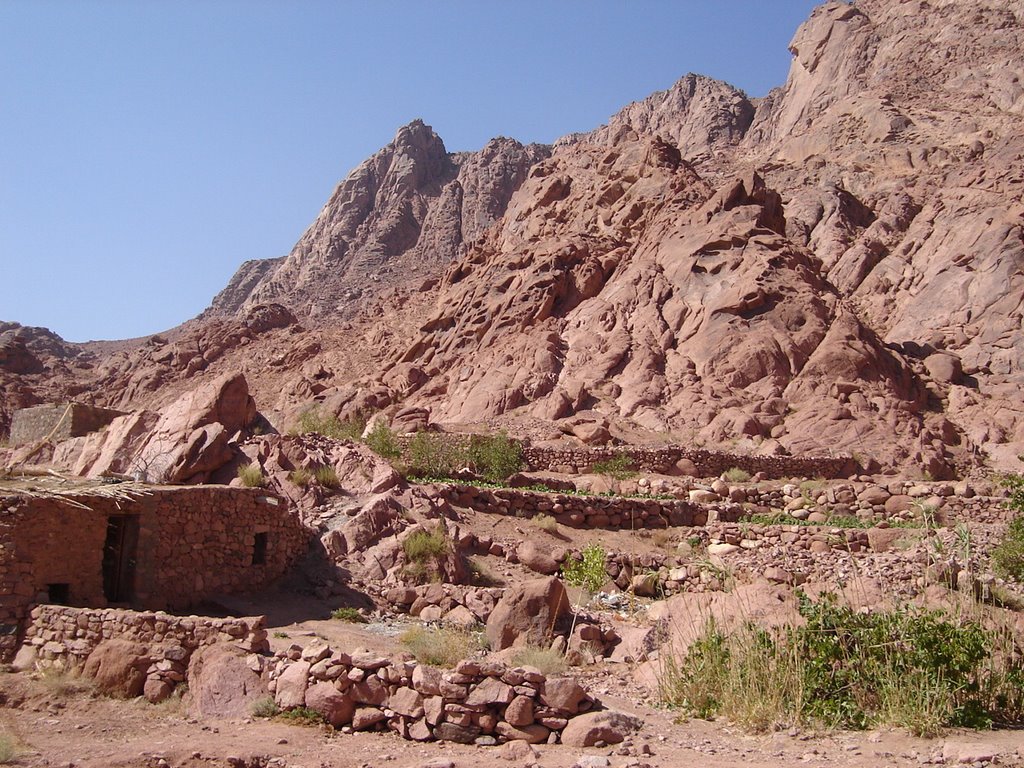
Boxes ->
[6,0,1024,477]
[204,122,549,323]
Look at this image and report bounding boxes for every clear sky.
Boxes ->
[1,0,822,342]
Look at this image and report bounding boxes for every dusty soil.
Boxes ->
[1,663,1022,768]
[3,589,1022,768]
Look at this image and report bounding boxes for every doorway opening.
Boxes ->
[102,515,139,604]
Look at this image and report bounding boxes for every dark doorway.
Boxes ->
[102,515,139,604]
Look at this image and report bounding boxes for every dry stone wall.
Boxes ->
[264,640,622,745]
[440,483,746,530]
[16,604,268,699]
[521,445,853,479]
[0,485,309,661]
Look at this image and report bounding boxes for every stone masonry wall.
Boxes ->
[0,486,309,661]
[440,483,745,530]
[17,605,268,698]
[263,640,618,745]
[522,445,853,480]
[8,402,125,446]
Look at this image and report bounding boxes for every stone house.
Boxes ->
[0,484,309,660]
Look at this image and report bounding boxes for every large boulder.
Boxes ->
[560,710,642,747]
[485,575,571,651]
[305,682,355,727]
[82,639,152,698]
[137,372,257,483]
[187,643,267,719]
[70,372,258,482]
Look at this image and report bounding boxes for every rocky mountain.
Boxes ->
[203,121,549,322]
[4,0,1024,480]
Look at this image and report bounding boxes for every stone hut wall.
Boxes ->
[0,486,309,661]
[9,402,125,446]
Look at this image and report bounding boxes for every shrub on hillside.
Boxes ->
[659,592,1024,735]
[993,474,1024,580]
[237,464,266,488]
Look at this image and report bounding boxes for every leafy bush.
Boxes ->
[399,626,482,667]
[402,432,463,479]
[561,544,607,594]
[993,474,1024,580]
[466,431,522,482]
[236,464,266,488]
[278,706,326,726]
[330,607,367,623]
[659,593,1024,735]
[365,420,401,459]
[590,453,636,480]
[723,467,752,483]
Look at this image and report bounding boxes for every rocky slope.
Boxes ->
[4,0,1024,479]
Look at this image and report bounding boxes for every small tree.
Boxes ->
[561,543,607,647]
[993,474,1024,579]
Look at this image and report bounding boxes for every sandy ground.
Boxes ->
[2,629,1022,768]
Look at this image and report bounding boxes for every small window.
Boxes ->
[252,532,268,565]
[48,583,70,604]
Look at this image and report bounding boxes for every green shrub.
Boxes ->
[294,407,366,441]
[723,467,752,483]
[993,475,1024,580]
[467,431,522,482]
[278,706,326,726]
[403,526,450,563]
[561,544,607,595]
[590,453,636,480]
[237,464,266,488]
[402,525,451,583]
[659,593,1024,734]
[330,607,367,623]
[402,432,462,479]
[365,420,401,459]
[250,695,280,718]
[399,626,482,667]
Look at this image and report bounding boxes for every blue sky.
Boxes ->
[1,1,821,342]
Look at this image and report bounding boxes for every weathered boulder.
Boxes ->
[516,540,559,575]
[274,660,311,709]
[559,710,642,747]
[485,576,571,651]
[305,682,355,727]
[82,639,151,698]
[187,643,267,719]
